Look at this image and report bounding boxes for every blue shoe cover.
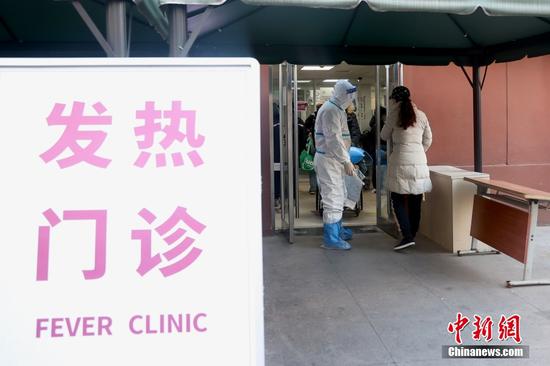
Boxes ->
[322,223,352,250]
[339,221,353,241]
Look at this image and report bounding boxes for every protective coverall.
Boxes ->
[314,80,357,250]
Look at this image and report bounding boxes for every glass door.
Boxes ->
[277,63,299,243]
[271,63,402,236]
[375,64,400,235]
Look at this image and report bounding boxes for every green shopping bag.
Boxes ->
[300,137,315,171]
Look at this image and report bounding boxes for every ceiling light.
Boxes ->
[297,80,311,83]
[301,66,335,71]
[323,79,339,83]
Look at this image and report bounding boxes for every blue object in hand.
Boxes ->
[349,146,366,164]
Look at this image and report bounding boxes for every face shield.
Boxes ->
[333,80,357,109]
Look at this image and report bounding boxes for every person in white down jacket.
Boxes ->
[381,86,432,251]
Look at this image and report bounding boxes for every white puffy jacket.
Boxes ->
[381,100,433,195]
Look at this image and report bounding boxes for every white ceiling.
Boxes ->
[297,62,381,86]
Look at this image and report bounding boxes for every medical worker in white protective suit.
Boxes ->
[314,80,357,250]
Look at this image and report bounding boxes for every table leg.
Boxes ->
[507,200,550,287]
[458,237,500,256]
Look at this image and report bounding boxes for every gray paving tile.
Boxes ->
[265,280,366,322]
[263,230,550,366]
[513,311,550,349]
[351,283,452,320]
[266,315,394,366]
[365,312,457,363]
[509,286,550,312]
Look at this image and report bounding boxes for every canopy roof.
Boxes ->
[2,0,550,65]
[169,0,550,15]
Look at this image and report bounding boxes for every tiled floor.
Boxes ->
[263,227,550,365]
[276,175,381,229]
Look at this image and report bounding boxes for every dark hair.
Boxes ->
[390,86,416,130]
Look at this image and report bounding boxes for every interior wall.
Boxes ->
[357,83,373,131]
[296,65,379,132]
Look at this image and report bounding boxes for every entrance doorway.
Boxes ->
[271,63,402,242]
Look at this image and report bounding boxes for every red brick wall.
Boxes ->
[404,57,550,192]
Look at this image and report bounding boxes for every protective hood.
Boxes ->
[331,80,357,109]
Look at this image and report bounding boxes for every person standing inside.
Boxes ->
[347,104,371,187]
[304,103,323,135]
[381,86,432,251]
[346,104,362,147]
[363,106,386,191]
[305,103,323,194]
[314,80,357,250]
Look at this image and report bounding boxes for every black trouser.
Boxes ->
[390,192,423,242]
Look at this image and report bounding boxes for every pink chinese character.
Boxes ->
[40,102,112,168]
[498,314,522,343]
[472,315,493,342]
[131,206,206,277]
[447,312,470,345]
[133,101,205,168]
[36,209,107,281]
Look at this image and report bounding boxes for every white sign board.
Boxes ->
[0,58,264,365]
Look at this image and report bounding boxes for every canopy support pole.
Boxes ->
[72,1,115,57]
[166,4,188,57]
[397,62,403,86]
[473,65,482,173]
[181,7,212,57]
[461,64,485,173]
[460,65,473,87]
[106,0,128,57]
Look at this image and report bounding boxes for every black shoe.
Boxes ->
[394,239,415,251]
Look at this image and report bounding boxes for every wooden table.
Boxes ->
[460,177,550,287]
